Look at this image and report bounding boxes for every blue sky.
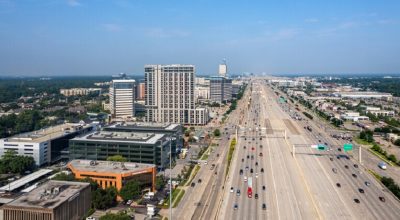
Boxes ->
[0,0,400,76]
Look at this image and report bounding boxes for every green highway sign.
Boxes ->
[343,143,353,151]
[317,144,326,150]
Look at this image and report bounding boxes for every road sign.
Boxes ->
[317,144,326,150]
[343,143,353,151]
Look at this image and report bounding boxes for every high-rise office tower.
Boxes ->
[109,79,136,118]
[219,60,227,77]
[210,76,232,103]
[145,64,208,125]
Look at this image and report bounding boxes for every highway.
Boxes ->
[217,79,400,220]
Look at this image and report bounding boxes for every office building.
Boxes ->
[69,130,171,168]
[136,82,145,100]
[219,63,227,77]
[109,79,136,118]
[0,123,95,166]
[144,64,209,125]
[1,180,91,220]
[68,160,156,193]
[103,122,183,156]
[210,76,232,103]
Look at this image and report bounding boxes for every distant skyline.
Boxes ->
[1,0,400,76]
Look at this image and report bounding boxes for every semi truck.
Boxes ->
[247,177,253,198]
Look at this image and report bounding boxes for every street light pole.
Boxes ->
[169,135,172,220]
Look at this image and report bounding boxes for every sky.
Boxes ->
[0,0,400,76]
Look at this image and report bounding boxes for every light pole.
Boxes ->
[169,135,172,220]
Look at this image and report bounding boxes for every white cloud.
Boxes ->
[102,23,122,32]
[67,0,81,7]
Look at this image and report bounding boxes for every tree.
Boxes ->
[0,150,35,174]
[388,154,397,163]
[106,155,127,162]
[394,139,400,146]
[99,212,131,220]
[155,176,166,191]
[51,172,75,181]
[92,187,118,210]
[213,129,221,137]
[119,181,142,201]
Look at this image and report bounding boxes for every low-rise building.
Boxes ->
[340,112,369,122]
[68,159,156,193]
[0,123,95,166]
[1,180,91,220]
[60,88,101,97]
[69,130,171,168]
[333,92,393,101]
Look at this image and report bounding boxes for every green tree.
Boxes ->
[106,155,127,162]
[155,176,166,191]
[213,129,221,137]
[388,154,397,163]
[119,181,142,201]
[51,172,75,181]
[92,187,118,210]
[0,150,35,174]
[99,212,131,220]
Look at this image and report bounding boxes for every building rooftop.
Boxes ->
[72,131,165,144]
[0,169,53,192]
[112,79,136,83]
[2,123,93,143]
[106,122,180,131]
[4,180,89,210]
[145,64,194,68]
[68,159,155,174]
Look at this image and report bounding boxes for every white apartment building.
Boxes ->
[219,63,227,77]
[109,79,136,118]
[144,64,209,125]
[0,123,94,166]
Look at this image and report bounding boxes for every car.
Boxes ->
[261,168,264,173]
[262,185,266,190]
[337,156,340,160]
[345,156,350,160]
[260,137,262,140]
[379,196,386,202]
[259,152,263,156]
[245,138,247,141]
[198,179,202,183]
[330,157,334,161]
[344,165,349,169]
[244,146,246,149]
[236,189,240,196]
[338,148,342,151]
[204,161,208,165]
[336,183,341,188]
[354,199,360,203]
[262,203,267,210]
[240,169,243,175]
[247,155,250,159]
[359,188,364,193]
[191,182,196,187]
[252,147,255,151]
[217,154,220,157]
[354,164,358,168]
[255,162,258,166]
[242,158,244,162]
[256,174,258,178]
[251,155,254,160]
[253,138,255,141]
[255,193,259,199]
[245,166,249,170]
[324,142,328,146]
[250,168,254,173]
[332,168,337,173]
[352,174,357,178]
[126,200,133,205]
[318,140,321,142]
[234,204,238,210]
[260,145,263,148]
[365,181,371,186]
[230,187,234,193]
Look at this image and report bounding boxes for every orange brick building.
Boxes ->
[68,160,156,194]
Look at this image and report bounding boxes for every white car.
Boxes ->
[204,161,208,165]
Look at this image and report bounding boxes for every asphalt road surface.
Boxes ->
[217,80,400,220]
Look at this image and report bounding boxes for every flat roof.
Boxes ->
[107,122,180,131]
[72,131,165,144]
[3,123,92,143]
[336,92,392,96]
[112,79,136,83]
[0,169,53,192]
[4,180,89,210]
[68,160,155,174]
